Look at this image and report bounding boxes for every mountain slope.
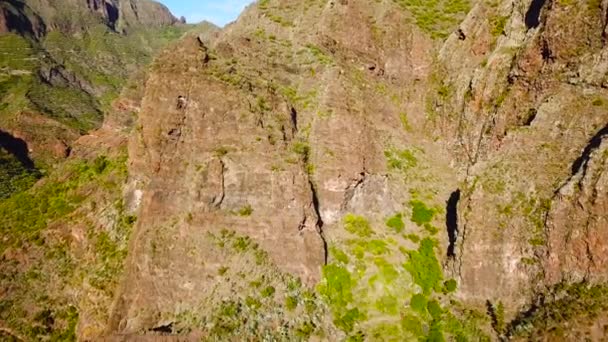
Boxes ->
[0,0,198,200]
[0,2,219,340]
[110,0,608,340]
[110,0,486,339]
[2,0,608,340]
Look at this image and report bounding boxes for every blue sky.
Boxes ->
[160,0,255,26]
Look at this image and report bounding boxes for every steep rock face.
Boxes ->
[110,0,464,335]
[433,0,608,318]
[117,0,177,30]
[0,0,46,37]
[111,0,608,339]
[112,40,326,333]
[0,0,191,199]
[544,134,608,285]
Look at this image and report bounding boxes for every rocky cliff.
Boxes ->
[110,0,608,340]
[1,0,608,341]
[0,0,177,36]
[0,0,201,200]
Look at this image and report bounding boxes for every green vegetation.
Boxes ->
[318,213,490,340]
[290,130,315,176]
[27,78,103,132]
[404,238,443,295]
[305,44,333,65]
[258,0,294,27]
[490,15,508,37]
[409,199,437,226]
[214,146,230,157]
[400,112,413,132]
[0,152,134,339]
[394,0,472,39]
[292,141,311,160]
[169,229,332,340]
[509,282,608,339]
[444,279,458,293]
[0,154,126,250]
[386,213,405,233]
[237,204,254,216]
[0,24,189,140]
[385,148,418,172]
[344,214,374,237]
[489,301,506,336]
[280,86,318,109]
[0,34,39,117]
[0,150,41,199]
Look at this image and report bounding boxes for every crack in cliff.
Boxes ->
[457,203,471,278]
[446,189,461,259]
[455,176,475,279]
[150,322,174,334]
[547,122,608,195]
[522,108,537,126]
[212,159,225,209]
[570,123,608,181]
[525,0,547,29]
[308,179,328,265]
[290,106,298,133]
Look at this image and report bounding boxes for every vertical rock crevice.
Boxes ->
[211,158,225,209]
[570,123,608,179]
[446,189,461,258]
[525,0,547,29]
[290,107,298,133]
[308,179,328,265]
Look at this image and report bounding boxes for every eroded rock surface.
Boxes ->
[107,0,608,339]
[2,0,608,340]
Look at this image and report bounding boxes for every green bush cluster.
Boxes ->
[0,158,112,250]
[404,238,443,295]
[490,15,508,37]
[385,148,418,172]
[0,150,41,200]
[179,230,330,340]
[386,213,405,233]
[318,214,489,340]
[409,199,437,226]
[344,214,374,237]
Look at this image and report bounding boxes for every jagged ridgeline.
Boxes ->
[2,0,608,340]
